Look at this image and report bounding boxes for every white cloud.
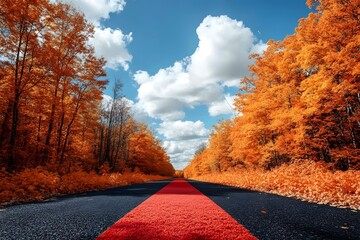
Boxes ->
[163,139,208,170]
[133,15,267,121]
[251,41,268,55]
[134,61,223,121]
[133,70,151,84]
[208,94,236,116]
[130,102,149,123]
[89,28,132,70]
[188,15,256,87]
[101,94,113,107]
[158,120,210,170]
[59,0,126,27]
[157,120,209,141]
[58,0,132,71]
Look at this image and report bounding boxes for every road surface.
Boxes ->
[0,179,359,239]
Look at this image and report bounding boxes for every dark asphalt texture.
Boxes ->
[0,179,359,240]
[0,179,172,240]
[189,180,360,240]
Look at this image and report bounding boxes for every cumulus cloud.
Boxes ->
[89,28,132,70]
[133,15,267,121]
[157,120,209,141]
[208,94,236,117]
[59,0,126,26]
[59,0,132,71]
[134,62,223,120]
[251,41,268,55]
[101,94,113,107]
[188,16,255,87]
[158,120,210,170]
[163,139,208,170]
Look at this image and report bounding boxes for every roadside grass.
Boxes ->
[0,167,169,205]
[189,161,360,210]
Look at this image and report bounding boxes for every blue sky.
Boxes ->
[63,0,311,169]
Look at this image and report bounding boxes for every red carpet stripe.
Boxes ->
[97,179,256,240]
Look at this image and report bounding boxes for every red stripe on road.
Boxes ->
[97,179,256,240]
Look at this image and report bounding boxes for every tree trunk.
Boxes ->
[43,77,61,164]
[8,92,20,171]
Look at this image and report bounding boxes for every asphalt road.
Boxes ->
[189,180,360,240]
[0,179,359,240]
[0,180,172,240]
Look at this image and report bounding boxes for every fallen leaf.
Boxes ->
[261,210,267,214]
[340,226,349,230]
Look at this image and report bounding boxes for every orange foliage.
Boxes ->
[174,170,184,178]
[183,120,235,177]
[129,124,174,176]
[185,0,360,208]
[0,0,107,170]
[0,167,168,205]
[186,161,360,210]
[231,0,360,170]
[0,0,175,203]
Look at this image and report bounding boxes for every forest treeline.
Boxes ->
[185,0,359,177]
[0,0,174,178]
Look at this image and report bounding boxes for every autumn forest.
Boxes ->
[0,0,174,203]
[185,0,360,209]
[1,0,359,209]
